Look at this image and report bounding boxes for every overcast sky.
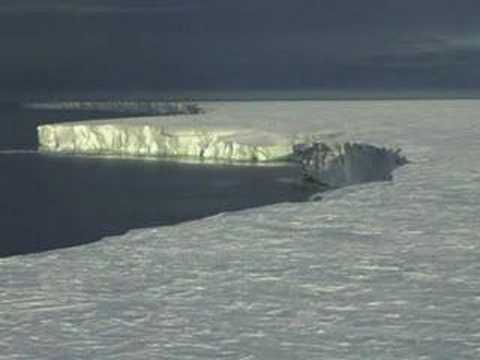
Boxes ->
[1,0,480,98]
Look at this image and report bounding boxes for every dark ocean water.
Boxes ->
[0,102,316,257]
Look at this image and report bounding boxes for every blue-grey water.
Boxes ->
[0,103,316,257]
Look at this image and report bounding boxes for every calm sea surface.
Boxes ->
[0,102,315,257]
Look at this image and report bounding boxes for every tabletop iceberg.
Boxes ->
[37,101,407,186]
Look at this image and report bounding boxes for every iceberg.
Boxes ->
[36,102,343,162]
[37,102,407,185]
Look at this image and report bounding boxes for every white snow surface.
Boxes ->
[3,100,480,359]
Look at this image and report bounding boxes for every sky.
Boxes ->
[1,0,480,98]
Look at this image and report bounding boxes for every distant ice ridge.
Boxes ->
[24,100,202,115]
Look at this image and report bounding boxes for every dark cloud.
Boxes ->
[1,1,480,98]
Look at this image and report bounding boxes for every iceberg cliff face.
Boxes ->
[37,123,294,162]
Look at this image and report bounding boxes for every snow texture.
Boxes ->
[3,100,480,359]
